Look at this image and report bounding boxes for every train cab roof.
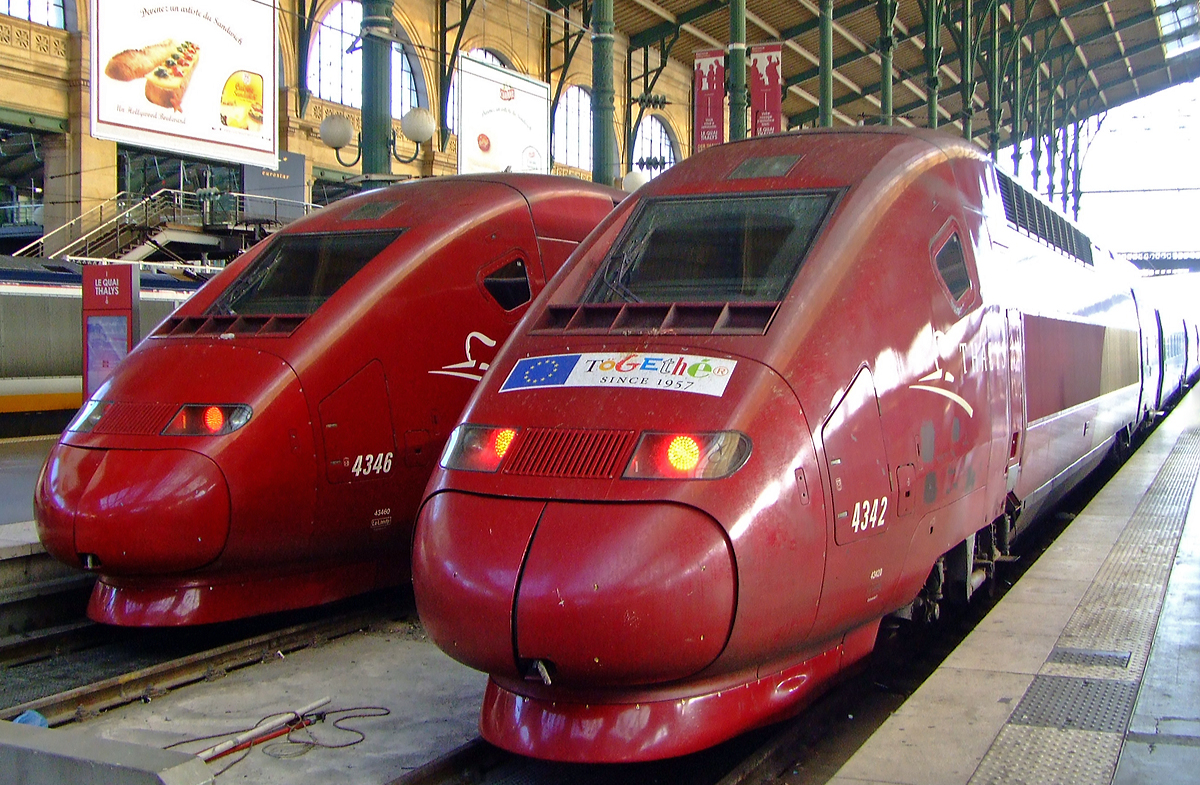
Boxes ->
[273,173,624,238]
[639,127,983,198]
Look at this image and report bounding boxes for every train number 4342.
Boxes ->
[851,496,888,533]
[352,452,393,477]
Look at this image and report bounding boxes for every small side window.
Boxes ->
[935,233,971,301]
[483,259,532,311]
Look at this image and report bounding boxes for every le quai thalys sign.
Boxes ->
[90,0,279,169]
[82,265,141,397]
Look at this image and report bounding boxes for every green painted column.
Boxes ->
[1031,65,1040,190]
[925,0,942,129]
[1046,105,1057,202]
[730,0,748,139]
[959,0,973,139]
[1011,40,1022,175]
[988,0,1000,157]
[1060,111,1070,212]
[1071,119,1081,220]
[877,0,897,125]
[592,0,615,184]
[820,0,834,127]
[361,0,393,177]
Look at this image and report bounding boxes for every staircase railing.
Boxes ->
[51,189,188,261]
[13,191,133,258]
[15,190,321,261]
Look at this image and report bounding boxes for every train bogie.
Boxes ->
[412,129,1184,761]
[35,174,623,625]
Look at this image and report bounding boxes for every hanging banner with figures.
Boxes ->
[693,49,725,152]
[90,0,279,169]
[749,43,783,137]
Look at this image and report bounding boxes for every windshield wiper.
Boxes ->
[600,233,651,303]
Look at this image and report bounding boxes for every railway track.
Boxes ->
[0,597,405,727]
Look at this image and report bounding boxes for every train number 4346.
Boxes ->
[851,496,888,533]
[352,452,393,477]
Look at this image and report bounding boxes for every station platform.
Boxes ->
[831,388,1200,785]
[0,433,54,529]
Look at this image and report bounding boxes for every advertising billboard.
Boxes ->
[90,0,279,169]
[456,54,551,175]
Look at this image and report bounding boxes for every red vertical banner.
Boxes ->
[749,43,783,137]
[693,49,725,152]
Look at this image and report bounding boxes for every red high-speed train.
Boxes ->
[412,129,1199,762]
[35,174,623,626]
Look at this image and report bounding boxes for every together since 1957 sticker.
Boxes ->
[500,353,737,397]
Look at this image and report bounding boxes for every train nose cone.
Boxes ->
[34,442,103,567]
[35,445,230,574]
[414,492,547,679]
[515,501,735,686]
[414,492,735,686]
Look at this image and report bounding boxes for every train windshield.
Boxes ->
[207,229,403,316]
[583,192,832,304]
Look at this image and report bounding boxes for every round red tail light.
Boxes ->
[203,406,225,433]
[440,424,521,473]
[162,404,252,436]
[666,435,701,472]
[494,428,516,458]
[624,431,752,480]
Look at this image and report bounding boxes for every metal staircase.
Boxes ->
[14,189,318,262]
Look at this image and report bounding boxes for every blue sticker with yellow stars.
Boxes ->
[500,354,582,391]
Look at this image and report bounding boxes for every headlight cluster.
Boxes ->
[440,424,750,479]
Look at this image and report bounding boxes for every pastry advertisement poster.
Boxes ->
[90,0,279,169]
[456,54,550,175]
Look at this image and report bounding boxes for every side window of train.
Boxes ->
[932,230,974,309]
[483,258,533,311]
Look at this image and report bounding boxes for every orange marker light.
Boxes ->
[203,406,225,433]
[666,435,701,472]
[494,428,516,458]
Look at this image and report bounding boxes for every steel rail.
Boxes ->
[385,737,513,785]
[0,607,391,726]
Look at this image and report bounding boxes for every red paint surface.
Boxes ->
[515,501,734,685]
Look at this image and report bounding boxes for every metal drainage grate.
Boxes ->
[1009,675,1138,734]
[1047,647,1132,669]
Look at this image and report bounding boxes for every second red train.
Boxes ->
[413,128,1198,762]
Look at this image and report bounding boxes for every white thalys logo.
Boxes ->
[429,331,497,381]
[909,360,974,417]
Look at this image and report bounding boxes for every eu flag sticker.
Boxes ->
[500,354,582,392]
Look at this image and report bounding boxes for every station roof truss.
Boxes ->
[588,0,1200,148]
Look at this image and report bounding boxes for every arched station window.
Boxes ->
[447,48,513,135]
[553,85,592,171]
[631,115,677,179]
[2,0,65,27]
[308,0,425,118]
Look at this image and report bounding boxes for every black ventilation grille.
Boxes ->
[997,172,1094,266]
[532,302,777,336]
[153,315,306,338]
